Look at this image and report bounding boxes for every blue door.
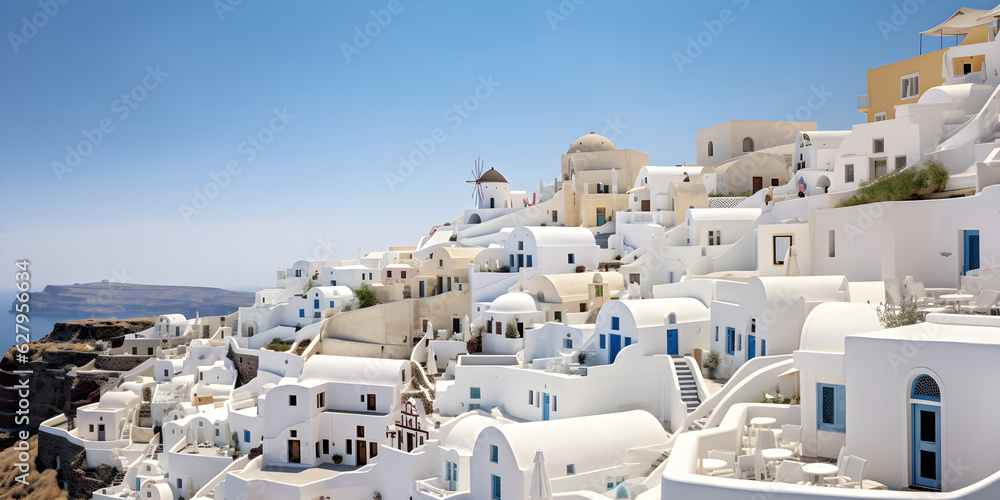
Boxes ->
[517,254,524,270]
[419,281,425,297]
[667,329,678,355]
[963,230,980,276]
[135,478,140,491]
[509,254,514,269]
[747,335,756,361]
[609,334,622,363]
[542,393,550,421]
[912,404,941,489]
[447,461,457,491]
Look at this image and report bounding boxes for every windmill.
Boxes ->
[467,157,486,209]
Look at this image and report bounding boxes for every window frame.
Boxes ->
[900,72,919,100]
[817,383,847,433]
[772,234,793,266]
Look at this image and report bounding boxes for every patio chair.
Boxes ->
[774,460,805,484]
[777,424,802,457]
[826,455,866,488]
[736,454,755,480]
[708,449,736,478]
[904,281,938,306]
[835,445,847,472]
[756,429,776,450]
[966,289,1000,315]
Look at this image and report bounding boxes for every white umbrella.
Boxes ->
[783,246,801,277]
[528,449,553,500]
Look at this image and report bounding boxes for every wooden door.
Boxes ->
[752,177,763,193]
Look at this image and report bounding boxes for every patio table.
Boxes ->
[802,462,839,485]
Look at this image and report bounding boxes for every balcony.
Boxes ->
[858,94,870,112]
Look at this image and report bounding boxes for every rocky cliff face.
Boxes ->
[0,318,153,433]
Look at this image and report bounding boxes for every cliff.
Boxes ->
[11,281,254,318]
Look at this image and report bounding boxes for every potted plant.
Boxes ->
[577,351,587,364]
[702,350,720,379]
[332,454,343,465]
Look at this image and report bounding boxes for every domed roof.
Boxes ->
[488,292,540,313]
[477,167,508,183]
[567,132,617,154]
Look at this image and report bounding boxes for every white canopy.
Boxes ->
[921,6,994,36]
[980,4,1000,21]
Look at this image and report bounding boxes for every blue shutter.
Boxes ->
[761,339,766,356]
[836,385,847,433]
[599,334,606,349]
[527,255,532,267]
[446,461,452,480]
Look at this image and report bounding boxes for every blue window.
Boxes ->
[329,301,335,308]
[611,317,620,330]
[330,280,335,286]
[761,339,766,356]
[470,387,481,399]
[446,460,452,480]
[817,383,846,433]
[244,430,250,443]
[299,309,305,318]
[527,255,532,267]
[568,253,575,264]
[177,478,182,488]
[912,374,941,401]
[624,337,632,347]
[314,299,320,309]
[715,326,719,342]
[518,241,524,250]
[492,474,501,499]
[726,327,735,355]
[490,444,498,463]
[563,339,572,348]
[599,334,606,349]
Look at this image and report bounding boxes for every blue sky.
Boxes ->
[0,0,975,292]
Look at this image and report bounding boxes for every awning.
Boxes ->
[980,4,1000,20]
[920,6,994,36]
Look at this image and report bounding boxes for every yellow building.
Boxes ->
[860,7,997,122]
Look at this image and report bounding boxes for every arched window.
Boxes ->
[742,137,755,152]
[911,374,940,401]
[667,313,677,324]
[707,141,714,157]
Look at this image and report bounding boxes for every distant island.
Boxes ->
[10,282,255,318]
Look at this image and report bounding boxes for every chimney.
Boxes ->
[590,131,595,134]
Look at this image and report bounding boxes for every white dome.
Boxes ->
[488,292,540,313]
[567,132,617,154]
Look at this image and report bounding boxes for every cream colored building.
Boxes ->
[524,271,625,324]
[696,120,815,171]
[560,132,649,228]
[413,246,483,298]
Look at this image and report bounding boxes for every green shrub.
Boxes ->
[702,350,720,378]
[836,159,949,207]
[355,282,379,308]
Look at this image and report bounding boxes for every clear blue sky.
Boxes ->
[0,0,975,291]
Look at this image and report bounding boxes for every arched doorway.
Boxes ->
[468,213,482,224]
[816,175,831,194]
[910,374,942,490]
[742,137,755,152]
[243,321,258,337]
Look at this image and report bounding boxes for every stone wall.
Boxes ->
[36,429,115,499]
[94,354,150,371]
[228,348,259,388]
